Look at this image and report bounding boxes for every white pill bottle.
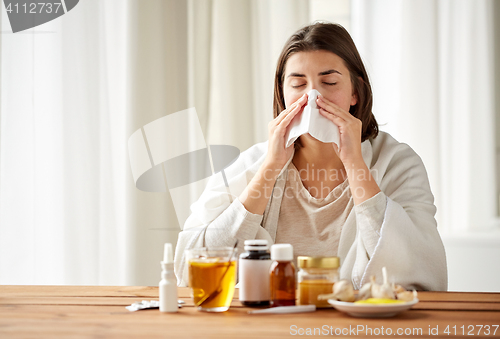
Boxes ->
[238,239,272,306]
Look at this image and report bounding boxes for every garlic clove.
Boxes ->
[317,292,336,300]
[393,283,406,294]
[369,275,379,293]
[396,289,418,302]
[333,280,356,302]
[318,280,355,302]
[372,284,395,299]
[357,277,374,300]
[396,291,414,302]
[318,279,342,300]
[371,267,396,300]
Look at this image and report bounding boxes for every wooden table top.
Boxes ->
[1,286,499,338]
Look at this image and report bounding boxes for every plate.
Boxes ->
[328,299,419,318]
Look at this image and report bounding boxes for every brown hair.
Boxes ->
[273,22,378,142]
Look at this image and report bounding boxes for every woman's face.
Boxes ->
[283,50,357,112]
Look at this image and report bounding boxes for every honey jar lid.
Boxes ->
[297,256,340,268]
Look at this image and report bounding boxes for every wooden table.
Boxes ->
[1,286,499,338]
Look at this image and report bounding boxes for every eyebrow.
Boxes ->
[319,69,342,76]
[287,69,342,78]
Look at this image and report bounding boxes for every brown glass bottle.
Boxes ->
[269,244,296,307]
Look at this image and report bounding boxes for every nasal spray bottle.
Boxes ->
[159,243,178,313]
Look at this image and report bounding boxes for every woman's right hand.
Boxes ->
[239,93,308,215]
[265,93,308,170]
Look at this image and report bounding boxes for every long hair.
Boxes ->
[273,22,378,142]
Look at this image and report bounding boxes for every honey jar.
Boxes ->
[297,256,340,308]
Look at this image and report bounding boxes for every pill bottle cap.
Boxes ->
[244,239,269,251]
[270,244,293,261]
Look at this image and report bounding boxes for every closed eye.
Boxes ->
[291,84,306,88]
[323,82,337,86]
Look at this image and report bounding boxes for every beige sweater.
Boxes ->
[174,132,448,290]
[277,162,350,264]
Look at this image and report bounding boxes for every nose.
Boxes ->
[307,88,320,99]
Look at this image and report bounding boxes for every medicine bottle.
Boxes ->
[239,240,272,306]
[159,243,178,313]
[269,244,295,307]
[297,256,339,308]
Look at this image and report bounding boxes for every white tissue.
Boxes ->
[285,89,340,148]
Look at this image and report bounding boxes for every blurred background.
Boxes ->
[1,0,499,291]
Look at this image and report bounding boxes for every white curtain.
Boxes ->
[0,0,311,285]
[351,0,497,234]
[1,0,496,286]
[0,0,131,284]
[203,0,310,150]
[0,0,183,285]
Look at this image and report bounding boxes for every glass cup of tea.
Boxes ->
[185,247,238,312]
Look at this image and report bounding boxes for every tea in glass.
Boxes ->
[186,247,237,312]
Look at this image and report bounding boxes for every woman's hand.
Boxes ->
[264,93,308,170]
[239,94,307,215]
[316,94,363,165]
[317,94,381,205]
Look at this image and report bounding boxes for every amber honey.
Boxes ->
[297,256,339,308]
[188,260,236,311]
[298,279,334,308]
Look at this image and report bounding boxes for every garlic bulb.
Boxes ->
[357,276,374,300]
[371,267,395,299]
[318,280,355,302]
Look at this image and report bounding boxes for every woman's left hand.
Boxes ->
[316,94,363,165]
[317,94,381,205]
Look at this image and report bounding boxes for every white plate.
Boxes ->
[328,299,419,318]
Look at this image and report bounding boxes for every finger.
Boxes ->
[276,95,307,127]
[274,104,305,142]
[275,94,307,125]
[274,108,290,125]
[320,108,362,140]
[317,95,351,121]
[319,107,346,124]
[277,100,304,130]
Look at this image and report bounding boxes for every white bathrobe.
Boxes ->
[174,132,448,291]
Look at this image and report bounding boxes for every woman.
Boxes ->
[174,22,447,290]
